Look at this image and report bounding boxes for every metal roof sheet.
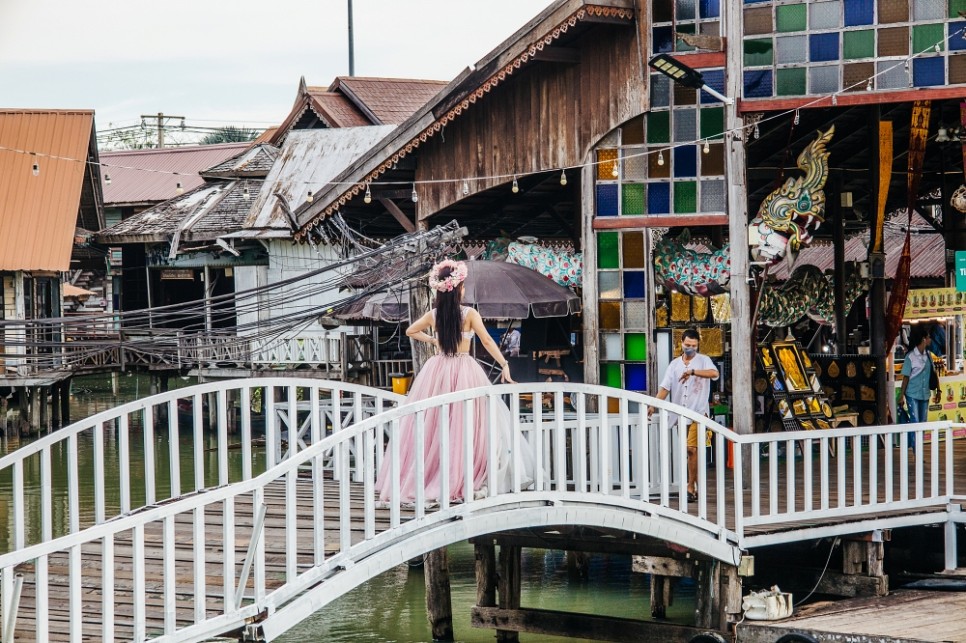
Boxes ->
[99,143,249,206]
[0,109,96,271]
[201,143,279,178]
[245,126,394,231]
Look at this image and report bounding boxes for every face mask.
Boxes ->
[683,346,697,357]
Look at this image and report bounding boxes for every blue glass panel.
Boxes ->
[951,22,966,51]
[626,364,647,391]
[674,146,698,177]
[596,184,619,216]
[647,182,671,214]
[913,57,945,86]
[699,0,720,18]
[653,26,675,53]
[809,33,839,62]
[844,0,873,25]
[624,272,646,298]
[700,69,726,103]
[744,0,770,3]
[744,69,774,97]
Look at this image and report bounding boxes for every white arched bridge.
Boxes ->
[0,377,962,641]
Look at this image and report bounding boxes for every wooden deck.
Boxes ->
[9,437,966,642]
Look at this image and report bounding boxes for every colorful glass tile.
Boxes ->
[601,362,622,388]
[880,0,908,23]
[597,149,619,181]
[596,184,619,216]
[700,179,727,211]
[625,364,647,391]
[744,6,773,35]
[810,32,840,61]
[599,271,621,299]
[809,65,840,93]
[676,24,697,52]
[699,69,726,104]
[653,26,675,53]
[700,144,725,176]
[648,182,671,214]
[877,59,911,89]
[951,21,966,50]
[949,52,966,83]
[776,35,809,63]
[700,21,721,37]
[700,0,721,18]
[674,146,698,177]
[622,232,645,268]
[914,23,945,53]
[777,4,807,32]
[597,232,619,269]
[913,56,946,85]
[810,1,842,29]
[601,333,623,360]
[674,109,697,141]
[878,26,909,57]
[624,301,647,329]
[744,69,774,97]
[744,38,774,66]
[673,83,697,105]
[622,184,646,215]
[623,150,647,180]
[844,29,875,59]
[624,272,646,299]
[700,107,725,140]
[676,0,697,20]
[674,181,697,213]
[653,0,673,22]
[599,301,621,330]
[648,151,671,178]
[623,115,645,145]
[844,0,874,25]
[777,67,807,95]
[914,0,946,20]
[650,74,671,108]
[843,61,875,90]
[647,112,671,144]
[953,0,966,18]
[625,333,648,361]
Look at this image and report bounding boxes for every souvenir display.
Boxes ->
[692,296,709,323]
[701,327,724,357]
[773,342,810,392]
[757,339,838,432]
[809,354,881,425]
[671,291,691,322]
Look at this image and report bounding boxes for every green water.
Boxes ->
[4,374,695,642]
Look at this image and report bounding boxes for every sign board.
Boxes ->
[160,269,194,280]
[957,251,966,291]
[904,287,965,319]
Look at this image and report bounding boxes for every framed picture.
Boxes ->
[773,342,811,393]
[759,345,775,369]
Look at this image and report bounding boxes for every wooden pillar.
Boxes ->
[497,545,521,643]
[475,541,497,607]
[60,379,71,426]
[695,560,743,630]
[29,387,42,434]
[1,393,8,437]
[39,386,49,433]
[650,575,674,619]
[17,387,28,436]
[424,548,454,641]
[51,383,60,429]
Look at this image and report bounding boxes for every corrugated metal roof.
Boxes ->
[327,77,447,124]
[99,143,249,206]
[244,126,395,232]
[0,109,96,271]
[97,179,263,244]
[201,143,279,178]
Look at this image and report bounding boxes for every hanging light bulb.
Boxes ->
[904,60,911,72]
[31,161,40,177]
[411,184,418,202]
[364,183,372,204]
[306,190,314,203]
[462,180,470,196]
[754,123,760,139]
[657,150,665,166]
[793,109,800,125]
[175,181,183,194]
[703,140,710,154]
[935,42,942,53]
[104,173,112,185]
[866,78,873,91]
[559,169,567,186]
[511,176,519,193]
[242,186,250,200]
[611,160,619,178]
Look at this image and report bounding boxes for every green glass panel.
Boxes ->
[625,333,648,361]
[776,4,806,32]
[776,67,807,95]
[601,362,623,389]
[952,0,966,18]
[913,23,945,53]
[622,184,645,215]
[700,107,724,140]
[647,111,671,144]
[674,181,697,213]
[744,38,774,66]
[597,232,619,268]
[676,24,696,52]
[843,30,875,59]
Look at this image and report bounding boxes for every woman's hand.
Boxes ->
[499,363,515,384]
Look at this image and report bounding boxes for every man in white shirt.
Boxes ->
[650,327,719,501]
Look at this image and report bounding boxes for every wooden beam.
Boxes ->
[531,47,580,64]
[377,198,416,233]
[471,607,719,642]
[593,214,728,229]
[739,86,966,114]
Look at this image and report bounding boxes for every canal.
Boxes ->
[2,374,696,642]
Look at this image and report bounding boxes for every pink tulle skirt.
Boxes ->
[374,353,531,503]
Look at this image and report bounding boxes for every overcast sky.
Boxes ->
[0,0,551,133]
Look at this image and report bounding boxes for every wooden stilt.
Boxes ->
[475,541,497,608]
[695,560,743,629]
[497,545,521,643]
[29,387,41,434]
[424,548,454,641]
[39,386,49,433]
[0,393,8,437]
[650,574,673,619]
[60,379,71,426]
[17,387,28,436]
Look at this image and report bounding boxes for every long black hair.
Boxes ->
[433,265,463,356]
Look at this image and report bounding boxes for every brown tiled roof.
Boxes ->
[99,143,249,206]
[0,109,97,271]
[308,91,372,128]
[328,77,447,124]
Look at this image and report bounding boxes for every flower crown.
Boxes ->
[428,259,468,293]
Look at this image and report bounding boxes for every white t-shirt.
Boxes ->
[658,353,719,425]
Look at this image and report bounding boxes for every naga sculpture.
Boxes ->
[751,127,835,265]
[757,263,868,328]
[653,229,731,297]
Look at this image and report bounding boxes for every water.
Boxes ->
[3,374,696,642]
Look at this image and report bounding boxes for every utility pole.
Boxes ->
[347,0,355,76]
[140,113,185,148]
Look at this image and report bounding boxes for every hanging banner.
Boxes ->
[870,120,892,254]
[905,286,966,319]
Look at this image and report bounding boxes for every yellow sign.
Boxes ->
[905,287,966,319]
[928,374,966,423]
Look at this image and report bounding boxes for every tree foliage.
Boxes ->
[200,126,261,145]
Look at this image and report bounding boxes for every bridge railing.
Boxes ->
[0,378,402,554]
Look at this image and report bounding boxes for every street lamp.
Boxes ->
[648,54,733,105]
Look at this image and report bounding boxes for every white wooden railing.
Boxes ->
[0,380,960,641]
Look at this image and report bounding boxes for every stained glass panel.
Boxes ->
[744,69,774,97]
[843,30,875,59]
[809,65,839,93]
[914,0,946,20]
[624,301,647,329]
[914,23,945,53]
[810,32,840,61]
[599,272,621,299]
[622,233,645,268]
[623,150,648,180]
[601,363,622,388]
[877,59,911,88]
[744,38,774,66]
[626,334,648,361]
[777,67,807,95]
[596,149,619,181]
[650,74,671,108]
[744,7,773,34]
[844,0,874,25]
[880,0,909,23]
[596,184,619,216]
[674,181,697,213]
[622,184,646,215]
[777,4,807,31]
[599,301,621,330]
[648,182,671,214]
[625,364,647,390]
[601,333,623,360]
[809,1,842,29]
[776,35,809,63]
[878,26,909,57]
[700,179,727,211]
[624,272,646,298]
[647,112,671,144]
[674,146,698,177]
[674,109,697,141]
[913,56,946,86]
[597,232,619,269]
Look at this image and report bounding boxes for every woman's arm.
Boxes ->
[406,311,438,348]
[468,310,515,383]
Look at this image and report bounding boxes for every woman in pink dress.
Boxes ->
[375,259,534,504]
